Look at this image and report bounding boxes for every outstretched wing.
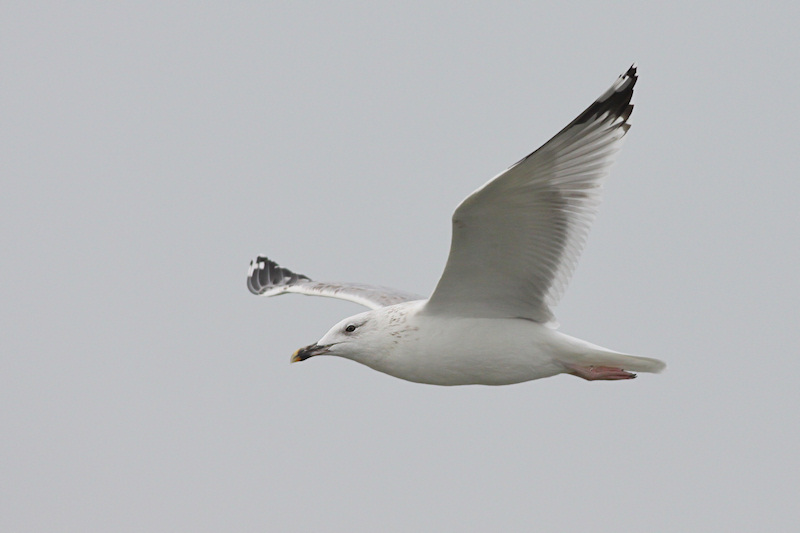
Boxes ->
[423,66,637,323]
[247,256,424,310]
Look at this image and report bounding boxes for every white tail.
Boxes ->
[572,349,667,374]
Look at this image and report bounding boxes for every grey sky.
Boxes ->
[3,1,799,531]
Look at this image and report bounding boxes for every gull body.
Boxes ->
[300,301,663,386]
[248,65,666,386]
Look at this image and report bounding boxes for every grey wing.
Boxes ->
[247,256,424,310]
[423,66,637,323]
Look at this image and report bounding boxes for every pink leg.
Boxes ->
[566,364,636,381]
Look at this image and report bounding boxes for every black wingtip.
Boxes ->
[574,65,638,126]
[247,256,311,295]
[510,66,639,169]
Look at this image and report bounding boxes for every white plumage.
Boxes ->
[248,65,666,385]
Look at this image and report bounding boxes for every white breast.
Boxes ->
[359,309,570,386]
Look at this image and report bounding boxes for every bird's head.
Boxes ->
[290,302,420,368]
[291,309,380,364]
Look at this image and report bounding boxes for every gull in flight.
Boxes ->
[248,65,665,385]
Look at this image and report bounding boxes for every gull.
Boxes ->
[248,65,665,385]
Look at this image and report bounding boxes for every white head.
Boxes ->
[290,302,420,368]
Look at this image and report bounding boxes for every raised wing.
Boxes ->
[247,256,424,310]
[423,66,637,323]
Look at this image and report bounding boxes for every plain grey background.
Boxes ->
[3,1,799,531]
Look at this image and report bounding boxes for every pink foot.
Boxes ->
[567,364,636,381]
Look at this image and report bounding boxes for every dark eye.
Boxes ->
[345,324,357,333]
